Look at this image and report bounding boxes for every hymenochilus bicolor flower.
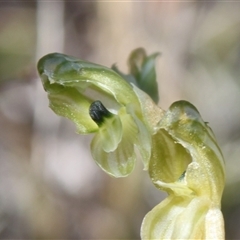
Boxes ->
[37,48,162,178]
[38,48,225,239]
[141,101,225,240]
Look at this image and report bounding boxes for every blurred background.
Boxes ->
[0,0,240,239]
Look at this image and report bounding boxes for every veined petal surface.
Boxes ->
[141,195,225,240]
[38,53,139,107]
[48,86,98,133]
[149,100,225,205]
[91,108,138,177]
[142,100,225,240]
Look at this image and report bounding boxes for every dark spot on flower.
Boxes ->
[89,100,112,125]
[178,171,186,181]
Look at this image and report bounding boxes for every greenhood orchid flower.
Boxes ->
[38,49,225,240]
[37,51,162,178]
[141,100,225,240]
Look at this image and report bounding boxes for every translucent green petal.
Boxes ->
[126,104,152,170]
[155,180,194,197]
[91,110,138,177]
[132,85,164,133]
[38,53,139,107]
[152,100,225,205]
[141,195,211,240]
[205,208,225,239]
[149,129,192,188]
[133,116,151,170]
[91,114,122,153]
[143,100,225,240]
[48,87,98,133]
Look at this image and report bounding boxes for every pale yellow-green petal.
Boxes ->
[48,87,98,133]
[38,53,139,107]
[141,195,211,240]
[143,100,226,240]
[132,85,164,133]
[91,110,138,177]
[205,208,225,240]
[155,180,194,197]
[133,116,152,170]
[152,100,225,205]
[91,114,122,153]
[149,129,191,187]
[126,103,152,170]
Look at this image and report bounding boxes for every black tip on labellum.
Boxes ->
[89,100,112,125]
